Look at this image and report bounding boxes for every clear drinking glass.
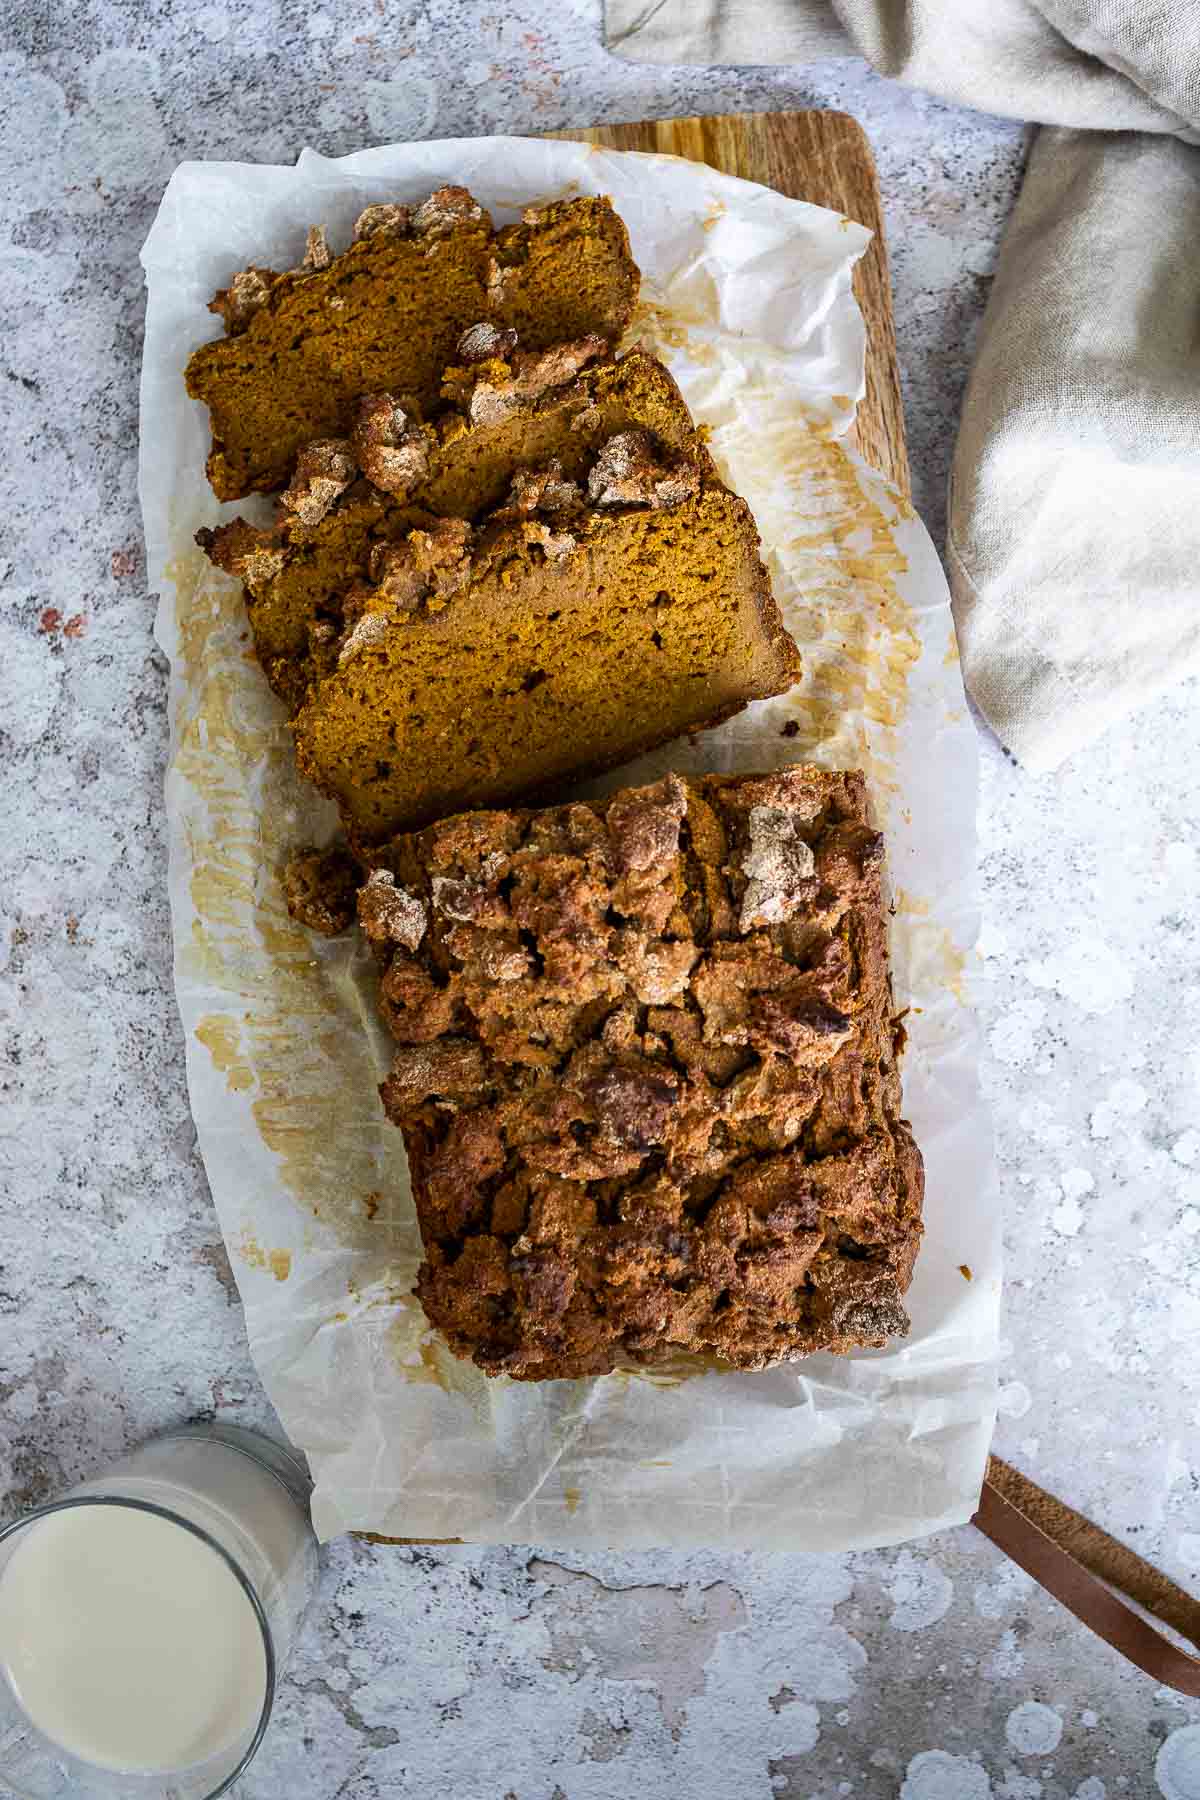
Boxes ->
[0,1424,318,1800]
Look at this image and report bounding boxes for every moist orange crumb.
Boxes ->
[185,190,640,499]
[291,434,801,849]
[197,346,715,715]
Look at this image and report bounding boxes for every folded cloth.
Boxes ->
[608,0,1200,769]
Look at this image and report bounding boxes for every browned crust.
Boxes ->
[361,765,923,1379]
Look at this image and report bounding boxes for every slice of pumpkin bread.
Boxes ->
[198,342,714,714]
[185,190,639,500]
[291,433,801,848]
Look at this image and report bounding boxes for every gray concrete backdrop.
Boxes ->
[2,2,1199,1795]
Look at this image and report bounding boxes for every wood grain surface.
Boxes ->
[549,110,910,496]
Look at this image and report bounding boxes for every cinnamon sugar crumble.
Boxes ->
[738,804,817,931]
[208,266,274,334]
[457,321,519,363]
[587,429,702,509]
[301,225,331,272]
[357,869,427,951]
[195,519,286,589]
[350,393,433,498]
[282,845,359,936]
[280,438,357,526]
[353,202,412,240]
[362,766,922,1379]
[412,185,488,237]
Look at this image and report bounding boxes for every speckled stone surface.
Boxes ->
[2,4,1199,1796]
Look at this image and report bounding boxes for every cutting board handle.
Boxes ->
[974,1456,1200,1695]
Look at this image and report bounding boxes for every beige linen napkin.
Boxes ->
[607,1,1200,770]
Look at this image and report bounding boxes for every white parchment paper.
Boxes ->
[139,137,999,1549]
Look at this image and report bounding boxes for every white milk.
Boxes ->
[0,1505,266,1772]
[0,1430,317,1782]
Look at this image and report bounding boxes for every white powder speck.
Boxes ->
[1177,1533,1200,1571]
[997,1381,1032,1420]
[1080,1711,1099,1727]
[1051,1193,1084,1236]
[1172,1132,1200,1168]
[1061,1168,1094,1199]
[901,1750,991,1799]
[1180,1209,1200,1236]
[1074,1780,1106,1800]
[887,1551,954,1632]
[1023,935,1134,1014]
[1006,1702,1063,1755]
[1158,1726,1200,1800]
[836,1709,850,1725]
[1090,1078,1149,1139]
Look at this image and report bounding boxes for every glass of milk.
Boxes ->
[0,1423,319,1799]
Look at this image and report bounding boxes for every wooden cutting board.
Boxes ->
[367,112,906,1547]
[550,110,909,496]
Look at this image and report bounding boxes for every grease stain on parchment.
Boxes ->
[237,1231,292,1282]
[387,1315,483,1396]
[166,544,420,1289]
[195,1014,253,1092]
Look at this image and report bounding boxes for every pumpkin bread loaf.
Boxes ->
[198,342,713,715]
[291,431,801,849]
[357,766,923,1380]
[185,190,639,500]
